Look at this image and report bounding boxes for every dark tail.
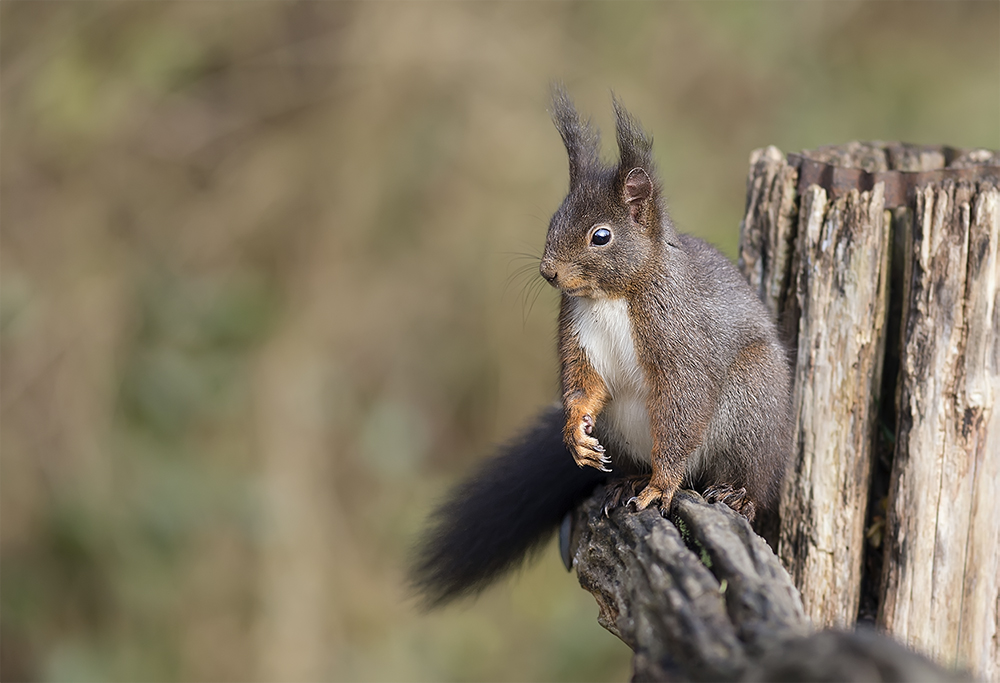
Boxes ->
[410,405,607,608]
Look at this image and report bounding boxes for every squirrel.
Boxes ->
[410,90,792,608]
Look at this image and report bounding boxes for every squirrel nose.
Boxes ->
[539,261,558,285]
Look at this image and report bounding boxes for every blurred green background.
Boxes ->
[1,2,997,681]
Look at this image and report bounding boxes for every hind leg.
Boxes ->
[702,483,757,523]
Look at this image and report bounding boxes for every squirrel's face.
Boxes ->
[540,173,658,298]
[540,90,670,299]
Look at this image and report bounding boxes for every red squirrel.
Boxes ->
[411,90,791,607]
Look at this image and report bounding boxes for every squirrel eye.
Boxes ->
[590,227,612,246]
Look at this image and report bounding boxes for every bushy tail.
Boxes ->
[410,405,607,608]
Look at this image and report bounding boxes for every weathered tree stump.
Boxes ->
[742,143,999,678]
[567,143,999,680]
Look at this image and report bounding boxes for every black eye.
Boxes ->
[591,227,612,246]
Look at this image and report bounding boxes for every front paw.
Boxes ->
[566,415,611,472]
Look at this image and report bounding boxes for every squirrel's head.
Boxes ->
[539,89,675,298]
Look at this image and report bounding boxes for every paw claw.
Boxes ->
[600,475,650,512]
[568,422,608,471]
[701,483,756,522]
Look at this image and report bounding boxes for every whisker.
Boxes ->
[502,262,542,300]
[525,277,547,325]
[517,275,540,324]
[500,244,549,326]
[500,251,542,261]
[507,261,540,279]
[517,273,552,328]
[501,247,542,300]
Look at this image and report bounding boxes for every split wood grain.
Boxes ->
[738,145,799,340]
[740,148,893,630]
[779,182,891,629]
[879,181,1000,678]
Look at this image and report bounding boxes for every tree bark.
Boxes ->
[568,142,999,680]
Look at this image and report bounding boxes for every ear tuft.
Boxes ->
[612,95,653,171]
[612,96,658,223]
[550,84,600,187]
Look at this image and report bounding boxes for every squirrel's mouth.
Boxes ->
[542,267,596,297]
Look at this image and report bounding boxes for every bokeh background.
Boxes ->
[1,2,997,681]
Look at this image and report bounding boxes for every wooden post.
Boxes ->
[567,142,999,680]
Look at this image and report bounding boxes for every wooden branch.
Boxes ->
[567,488,964,682]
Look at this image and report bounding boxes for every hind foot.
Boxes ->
[601,475,650,515]
[702,483,757,523]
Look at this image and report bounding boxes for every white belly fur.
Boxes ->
[568,297,653,466]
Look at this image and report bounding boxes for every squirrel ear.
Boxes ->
[624,167,652,222]
[624,167,652,203]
